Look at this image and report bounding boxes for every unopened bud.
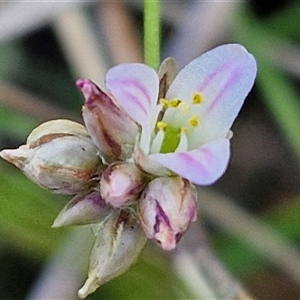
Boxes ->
[77,79,138,163]
[138,177,197,250]
[52,190,111,227]
[78,210,147,299]
[0,119,102,194]
[100,162,147,208]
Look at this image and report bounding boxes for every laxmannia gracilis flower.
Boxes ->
[0,44,257,298]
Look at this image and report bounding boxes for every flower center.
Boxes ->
[151,92,204,154]
[158,124,181,153]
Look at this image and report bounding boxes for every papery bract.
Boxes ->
[78,210,147,299]
[52,190,111,227]
[77,79,139,163]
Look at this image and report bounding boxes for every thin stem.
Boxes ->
[144,0,160,69]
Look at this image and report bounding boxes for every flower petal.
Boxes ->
[106,63,159,128]
[149,138,230,185]
[166,44,257,140]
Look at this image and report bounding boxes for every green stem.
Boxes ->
[144,0,160,70]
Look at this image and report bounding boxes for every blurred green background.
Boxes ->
[1,1,300,299]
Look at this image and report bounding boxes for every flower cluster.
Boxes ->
[0,44,256,298]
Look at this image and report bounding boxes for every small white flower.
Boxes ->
[105,44,257,185]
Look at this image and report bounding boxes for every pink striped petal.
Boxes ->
[149,138,230,185]
[166,44,257,140]
[106,63,159,128]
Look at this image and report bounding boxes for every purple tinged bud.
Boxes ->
[138,176,197,251]
[0,119,102,195]
[78,210,147,299]
[77,79,139,163]
[52,190,111,227]
[100,162,147,208]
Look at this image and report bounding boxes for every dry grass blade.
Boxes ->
[199,188,300,287]
[0,1,86,44]
[0,81,78,122]
[173,221,255,300]
[269,41,300,79]
[52,6,108,85]
[98,1,143,64]
[165,1,240,68]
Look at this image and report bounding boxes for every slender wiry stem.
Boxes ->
[0,82,77,121]
[144,0,160,69]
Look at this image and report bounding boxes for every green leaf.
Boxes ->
[0,103,38,141]
[262,1,300,40]
[234,7,300,161]
[0,160,66,259]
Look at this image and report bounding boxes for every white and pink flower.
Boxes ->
[0,43,257,298]
[104,44,257,185]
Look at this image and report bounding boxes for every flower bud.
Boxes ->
[138,176,197,250]
[78,210,147,299]
[0,119,102,194]
[77,79,139,163]
[52,190,111,227]
[26,119,91,146]
[100,162,147,208]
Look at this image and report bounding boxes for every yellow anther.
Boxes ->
[157,121,167,130]
[168,99,181,107]
[159,98,169,108]
[193,92,204,104]
[189,115,199,127]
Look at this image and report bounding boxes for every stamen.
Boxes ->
[189,115,199,127]
[159,98,169,108]
[193,92,204,104]
[157,121,167,130]
[168,99,181,107]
